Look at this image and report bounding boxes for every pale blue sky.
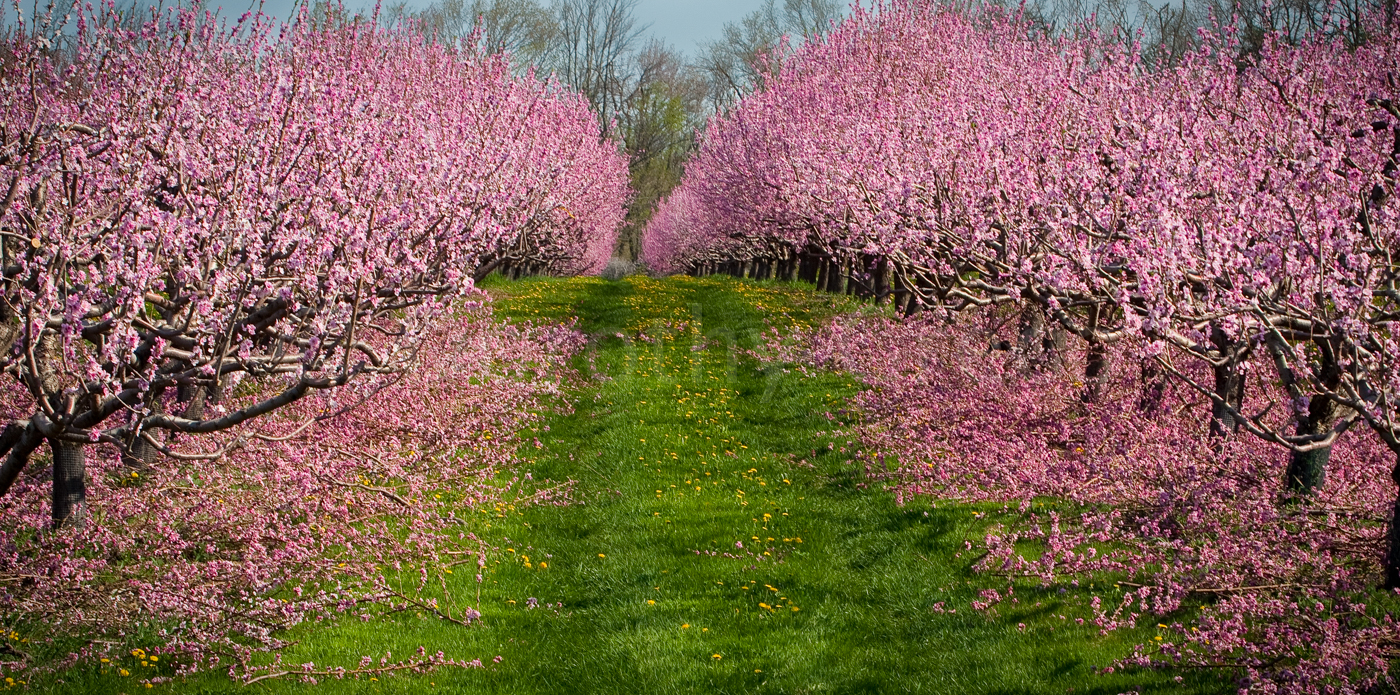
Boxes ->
[222,0,769,55]
[633,0,767,55]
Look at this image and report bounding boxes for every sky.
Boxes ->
[631,0,765,55]
[205,0,768,56]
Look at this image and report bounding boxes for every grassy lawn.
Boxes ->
[49,275,1228,694]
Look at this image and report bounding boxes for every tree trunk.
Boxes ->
[122,433,157,468]
[1081,341,1107,404]
[1387,449,1400,589]
[815,259,828,292]
[1209,363,1245,438]
[875,259,891,305]
[51,439,86,529]
[1209,336,1247,440]
[1285,395,1341,496]
[903,286,922,316]
[1137,358,1168,415]
[836,260,849,295]
[124,392,163,467]
[1017,308,1045,371]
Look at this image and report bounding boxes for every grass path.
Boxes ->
[87,276,1227,694]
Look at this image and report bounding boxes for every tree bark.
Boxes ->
[815,259,828,292]
[1283,343,1344,498]
[180,382,207,420]
[874,258,890,305]
[1209,362,1246,439]
[1017,308,1044,372]
[122,433,158,468]
[1285,395,1341,496]
[1209,328,1246,439]
[903,285,922,316]
[1387,449,1400,589]
[1137,358,1168,416]
[51,439,86,529]
[0,422,41,497]
[1082,341,1107,404]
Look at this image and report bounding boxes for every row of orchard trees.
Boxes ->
[647,0,1400,576]
[0,3,629,528]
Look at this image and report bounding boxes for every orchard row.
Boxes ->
[649,2,1400,692]
[0,3,622,683]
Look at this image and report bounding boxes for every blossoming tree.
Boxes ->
[0,4,627,528]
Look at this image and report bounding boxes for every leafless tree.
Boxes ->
[1031,0,1393,67]
[540,0,646,134]
[384,0,554,62]
[697,0,842,109]
[612,40,709,259]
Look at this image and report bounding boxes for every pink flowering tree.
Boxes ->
[0,3,627,529]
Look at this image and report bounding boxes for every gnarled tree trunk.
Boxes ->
[1082,341,1107,404]
[1137,358,1167,416]
[1388,449,1400,589]
[1209,327,1247,440]
[1285,395,1343,497]
[51,439,86,529]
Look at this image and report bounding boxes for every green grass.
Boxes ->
[47,275,1229,694]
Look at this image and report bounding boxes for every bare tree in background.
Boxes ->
[543,0,647,134]
[384,0,554,60]
[697,0,842,108]
[613,40,709,259]
[1202,0,1387,52]
[1030,0,1392,66]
